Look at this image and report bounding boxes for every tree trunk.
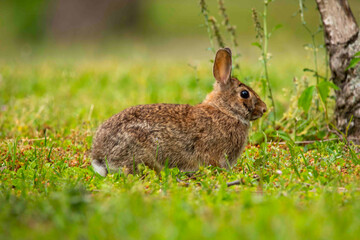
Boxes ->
[316,0,360,141]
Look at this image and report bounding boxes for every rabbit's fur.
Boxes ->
[91,48,267,176]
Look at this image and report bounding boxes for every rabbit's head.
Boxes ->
[203,48,267,122]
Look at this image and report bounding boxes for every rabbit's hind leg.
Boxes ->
[127,141,163,174]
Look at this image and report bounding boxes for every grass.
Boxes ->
[0,51,360,239]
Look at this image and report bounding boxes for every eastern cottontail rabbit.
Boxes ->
[91,48,267,176]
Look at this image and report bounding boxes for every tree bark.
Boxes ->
[316,0,360,141]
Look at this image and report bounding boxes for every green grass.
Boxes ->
[0,53,359,239]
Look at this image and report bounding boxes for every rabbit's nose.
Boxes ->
[262,107,267,113]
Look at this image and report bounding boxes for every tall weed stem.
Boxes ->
[299,0,322,110]
[209,17,225,48]
[200,0,215,52]
[218,0,240,71]
[262,1,276,126]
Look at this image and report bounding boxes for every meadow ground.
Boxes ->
[0,45,360,239]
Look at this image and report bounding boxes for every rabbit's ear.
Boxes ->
[213,48,232,85]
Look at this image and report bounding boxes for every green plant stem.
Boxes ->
[299,7,319,85]
[218,0,238,48]
[299,0,320,110]
[325,47,329,80]
[200,0,215,52]
[209,17,225,48]
[263,1,276,126]
[218,0,241,71]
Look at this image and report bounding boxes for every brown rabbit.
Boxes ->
[91,48,267,176]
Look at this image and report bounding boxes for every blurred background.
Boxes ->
[1,0,360,139]
[1,0,359,61]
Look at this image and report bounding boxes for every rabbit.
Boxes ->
[91,48,267,177]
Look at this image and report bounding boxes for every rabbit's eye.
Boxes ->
[240,90,250,99]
